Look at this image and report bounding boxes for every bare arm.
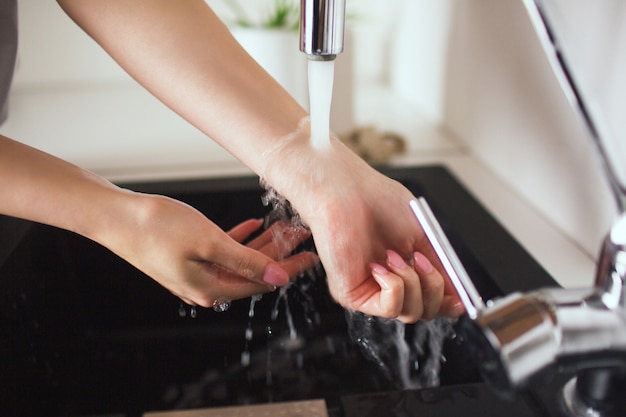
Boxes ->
[55,0,463,321]
[57,0,307,173]
[0,134,128,241]
[0,135,317,305]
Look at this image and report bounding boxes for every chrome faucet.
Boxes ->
[412,201,626,416]
[412,198,626,391]
[299,0,346,60]
[411,1,626,415]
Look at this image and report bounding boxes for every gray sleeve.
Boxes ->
[0,0,18,125]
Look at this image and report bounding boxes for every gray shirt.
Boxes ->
[0,0,18,125]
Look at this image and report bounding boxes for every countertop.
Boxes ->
[0,83,595,289]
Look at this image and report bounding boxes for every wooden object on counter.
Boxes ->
[144,399,328,417]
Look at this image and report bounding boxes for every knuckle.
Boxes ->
[234,256,256,280]
[379,303,403,320]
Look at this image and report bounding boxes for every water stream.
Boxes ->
[307,59,335,149]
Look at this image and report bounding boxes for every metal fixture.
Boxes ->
[412,2,626,415]
[412,198,626,415]
[299,0,346,60]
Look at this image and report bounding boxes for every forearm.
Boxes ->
[57,0,307,177]
[0,135,136,248]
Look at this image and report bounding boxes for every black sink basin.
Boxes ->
[0,165,558,417]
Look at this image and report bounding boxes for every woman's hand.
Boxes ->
[229,218,319,285]
[262,127,464,323]
[104,193,318,307]
[370,250,461,323]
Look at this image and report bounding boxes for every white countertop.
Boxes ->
[1,83,596,290]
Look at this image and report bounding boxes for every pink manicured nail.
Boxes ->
[369,262,389,275]
[386,250,407,269]
[413,252,434,273]
[262,263,289,286]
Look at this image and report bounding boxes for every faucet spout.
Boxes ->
[299,0,346,61]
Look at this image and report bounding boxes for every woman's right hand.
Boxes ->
[102,192,319,307]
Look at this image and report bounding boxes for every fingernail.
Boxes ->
[386,250,407,269]
[262,263,289,286]
[413,252,434,273]
[369,262,389,275]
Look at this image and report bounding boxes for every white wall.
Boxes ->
[12,1,132,88]
[443,0,619,257]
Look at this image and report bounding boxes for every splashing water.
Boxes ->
[259,181,453,390]
[260,182,308,231]
[237,185,319,376]
[347,312,454,389]
[308,59,335,149]
[249,294,263,319]
[241,295,263,368]
[245,184,320,373]
[171,183,456,408]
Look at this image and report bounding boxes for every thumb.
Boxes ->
[212,238,290,287]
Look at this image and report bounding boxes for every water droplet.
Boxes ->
[241,351,250,367]
[249,294,262,318]
[178,302,187,317]
[212,300,231,312]
[190,305,197,318]
[245,327,253,341]
[266,368,273,386]
[326,335,336,354]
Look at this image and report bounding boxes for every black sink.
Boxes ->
[0,165,558,417]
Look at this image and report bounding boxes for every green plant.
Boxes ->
[223,0,300,31]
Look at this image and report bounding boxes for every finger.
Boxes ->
[439,295,465,318]
[227,218,264,243]
[190,262,276,307]
[249,222,312,260]
[246,221,280,250]
[168,267,273,308]
[246,221,297,250]
[436,260,465,317]
[209,237,290,287]
[269,226,311,259]
[413,251,445,320]
[415,237,450,282]
[355,263,404,319]
[385,249,423,323]
[278,251,319,278]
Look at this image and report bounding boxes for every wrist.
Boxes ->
[77,181,145,256]
[259,120,379,225]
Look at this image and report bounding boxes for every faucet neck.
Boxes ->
[594,214,626,311]
[299,0,346,60]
